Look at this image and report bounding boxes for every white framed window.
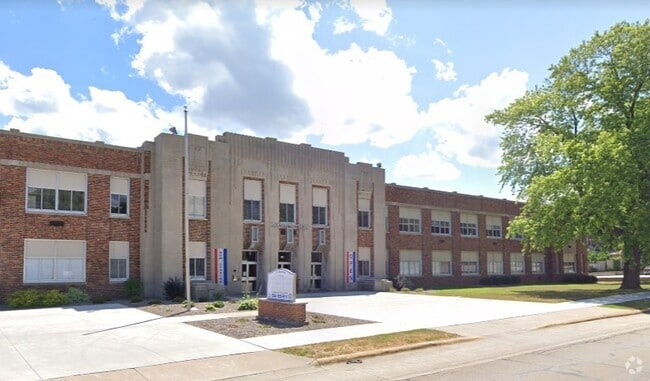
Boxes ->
[358,247,371,277]
[189,241,206,280]
[399,250,422,276]
[431,210,451,235]
[251,226,259,244]
[286,228,294,244]
[563,246,576,273]
[358,196,371,228]
[189,179,206,218]
[318,229,326,245]
[432,250,452,276]
[487,252,503,274]
[24,239,86,283]
[243,179,262,221]
[109,241,129,281]
[312,187,328,225]
[280,183,296,224]
[399,207,421,233]
[26,169,86,214]
[486,216,502,238]
[461,251,479,275]
[531,253,545,274]
[510,253,525,274]
[110,177,129,216]
[460,214,478,237]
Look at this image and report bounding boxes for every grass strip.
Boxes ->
[281,329,459,359]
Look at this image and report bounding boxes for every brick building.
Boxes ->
[0,129,587,300]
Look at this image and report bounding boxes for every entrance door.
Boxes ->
[278,251,292,270]
[241,250,258,292]
[310,252,322,289]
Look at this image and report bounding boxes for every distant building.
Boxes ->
[0,129,587,300]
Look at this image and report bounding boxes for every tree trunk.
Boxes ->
[620,243,641,290]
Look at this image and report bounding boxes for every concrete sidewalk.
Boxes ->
[4,291,649,381]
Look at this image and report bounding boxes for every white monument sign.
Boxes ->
[267,268,297,302]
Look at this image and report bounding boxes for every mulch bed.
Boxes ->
[188,313,372,339]
[137,299,242,317]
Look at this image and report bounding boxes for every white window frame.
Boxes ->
[286,228,294,244]
[318,229,326,245]
[487,252,504,275]
[110,177,129,217]
[358,247,371,277]
[563,247,577,273]
[244,179,262,221]
[432,250,452,276]
[399,250,422,276]
[431,210,451,235]
[460,214,478,237]
[358,210,371,228]
[109,241,129,282]
[189,241,206,280]
[461,251,479,275]
[531,253,545,274]
[188,179,206,219]
[280,183,296,224]
[399,207,421,234]
[26,169,87,214]
[510,253,525,274]
[251,226,259,244]
[24,239,86,283]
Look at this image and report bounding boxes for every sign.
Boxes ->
[214,248,228,286]
[346,250,357,283]
[267,268,296,302]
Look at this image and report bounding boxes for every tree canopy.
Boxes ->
[486,21,650,289]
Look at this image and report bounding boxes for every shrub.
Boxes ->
[148,299,162,305]
[92,294,107,304]
[205,304,216,312]
[181,300,195,308]
[212,300,225,308]
[414,287,424,292]
[562,273,597,284]
[392,275,412,291]
[237,294,258,311]
[124,278,143,300]
[479,275,521,286]
[65,287,91,305]
[163,277,185,300]
[7,289,68,309]
[401,287,411,292]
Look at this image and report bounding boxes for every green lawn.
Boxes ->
[418,281,649,303]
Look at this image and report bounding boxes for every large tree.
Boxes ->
[486,21,650,289]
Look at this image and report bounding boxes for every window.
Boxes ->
[399,207,421,233]
[487,252,503,274]
[460,214,478,237]
[358,247,371,277]
[510,253,525,274]
[486,216,502,238]
[189,179,206,218]
[531,253,545,274]
[431,210,451,235]
[110,177,129,216]
[358,196,371,228]
[318,229,326,245]
[243,179,262,221]
[250,226,259,244]
[286,228,294,244]
[189,242,206,280]
[310,252,323,289]
[432,250,452,276]
[312,187,328,225]
[280,183,296,223]
[563,246,576,273]
[399,250,422,276]
[109,241,129,281]
[26,169,86,213]
[24,239,86,283]
[461,251,479,275]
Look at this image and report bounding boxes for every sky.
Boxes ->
[0,1,648,200]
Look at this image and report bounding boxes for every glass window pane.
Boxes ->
[58,190,71,211]
[72,191,85,212]
[28,187,41,209]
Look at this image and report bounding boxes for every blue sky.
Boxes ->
[1,1,647,199]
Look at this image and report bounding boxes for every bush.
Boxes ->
[212,300,225,308]
[92,294,107,304]
[401,287,411,292]
[41,290,69,307]
[7,289,69,309]
[163,277,185,300]
[124,278,143,300]
[562,273,597,284]
[148,299,162,305]
[392,275,412,291]
[205,304,217,312]
[479,275,521,286]
[237,294,258,311]
[181,299,195,308]
[414,288,424,292]
[65,287,91,305]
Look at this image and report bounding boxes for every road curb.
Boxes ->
[310,336,481,366]
[536,309,643,329]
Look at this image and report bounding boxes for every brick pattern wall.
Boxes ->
[258,299,306,326]
[0,131,143,301]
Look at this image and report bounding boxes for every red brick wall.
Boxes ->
[0,131,144,301]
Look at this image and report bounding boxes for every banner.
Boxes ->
[345,250,357,283]
[214,248,228,286]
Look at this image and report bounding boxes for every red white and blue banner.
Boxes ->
[214,248,228,286]
[345,250,357,283]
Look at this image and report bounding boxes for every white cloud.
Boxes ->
[433,37,453,55]
[432,59,457,81]
[423,68,529,167]
[0,61,204,147]
[333,16,357,34]
[348,0,392,36]
[393,143,461,182]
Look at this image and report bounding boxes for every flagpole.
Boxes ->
[184,105,191,305]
